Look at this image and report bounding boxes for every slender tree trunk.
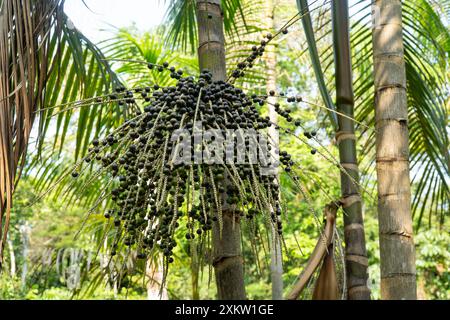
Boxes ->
[265,0,283,300]
[196,0,227,80]
[19,222,30,288]
[371,0,417,300]
[196,0,246,300]
[331,0,371,300]
[7,238,16,276]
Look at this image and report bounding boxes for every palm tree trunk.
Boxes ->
[331,0,370,300]
[371,0,417,300]
[19,222,31,288]
[7,238,16,276]
[196,0,246,300]
[265,0,283,300]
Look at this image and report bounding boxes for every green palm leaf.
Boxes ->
[295,0,449,228]
[0,0,130,262]
[163,0,248,53]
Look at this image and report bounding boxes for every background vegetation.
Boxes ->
[0,0,448,300]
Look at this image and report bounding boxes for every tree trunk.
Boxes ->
[331,0,371,300]
[196,0,227,81]
[371,0,417,300]
[19,222,31,288]
[196,0,246,300]
[265,0,283,300]
[7,238,16,276]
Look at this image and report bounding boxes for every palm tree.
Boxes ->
[103,28,201,300]
[331,0,370,300]
[0,0,125,267]
[163,0,268,299]
[296,0,449,299]
[355,0,449,228]
[196,0,247,300]
[4,0,447,300]
[371,0,416,300]
[297,0,370,299]
[28,27,201,299]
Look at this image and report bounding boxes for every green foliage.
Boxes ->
[293,0,449,227]
[102,27,198,87]
[0,274,146,300]
[164,0,250,53]
[1,177,152,300]
[415,229,450,299]
[364,212,450,300]
[2,0,448,301]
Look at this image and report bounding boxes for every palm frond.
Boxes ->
[0,0,128,263]
[296,0,338,129]
[29,28,197,212]
[295,0,449,227]
[101,28,198,88]
[0,0,62,263]
[163,0,249,53]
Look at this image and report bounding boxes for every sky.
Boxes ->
[64,0,367,44]
[64,0,167,43]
